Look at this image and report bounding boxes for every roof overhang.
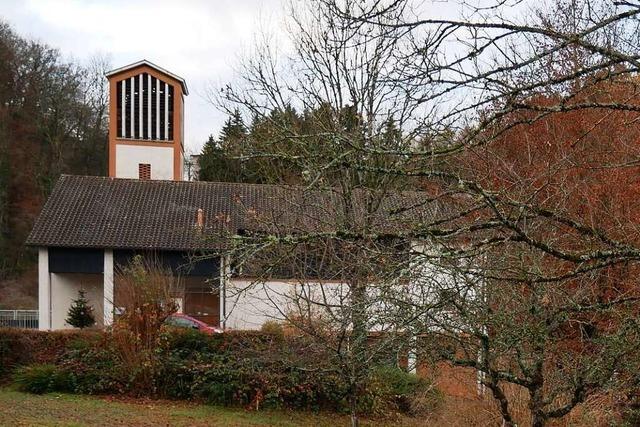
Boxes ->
[105,59,189,95]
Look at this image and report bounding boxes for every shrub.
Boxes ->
[0,328,101,379]
[372,365,426,396]
[368,366,439,415]
[159,327,217,356]
[407,387,443,416]
[60,338,126,395]
[260,320,284,338]
[114,255,182,351]
[1,328,440,416]
[13,364,73,394]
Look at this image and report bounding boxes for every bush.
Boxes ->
[369,366,438,415]
[13,364,73,394]
[260,320,284,338]
[372,365,426,396]
[60,338,126,395]
[0,328,101,379]
[0,328,440,416]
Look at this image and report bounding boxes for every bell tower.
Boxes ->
[106,60,188,181]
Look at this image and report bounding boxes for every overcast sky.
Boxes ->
[1,0,286,153]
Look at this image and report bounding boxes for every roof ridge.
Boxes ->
[58,175,431,196]
[27,175,442,250]
[105,59,189,95]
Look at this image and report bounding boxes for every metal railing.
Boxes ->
[0,310,39,329]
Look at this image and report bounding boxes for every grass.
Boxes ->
[0,388,418,427]
[0,386,616,426]
[0,387,519,426]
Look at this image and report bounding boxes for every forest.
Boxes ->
[0,22,108,305]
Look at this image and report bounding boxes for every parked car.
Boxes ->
[164,313,223,335]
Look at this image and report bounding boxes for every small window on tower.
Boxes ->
[139,163,151,180]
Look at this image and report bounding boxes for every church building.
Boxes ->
[25,60,287,331]
[27,60,438,332]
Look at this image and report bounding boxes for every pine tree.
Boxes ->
[66,289,95,329]
[219,109,247,143]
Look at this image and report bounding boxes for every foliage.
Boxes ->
[114,255,182,349]
[211,0,640,425]
[65,290,96,329]
[13,364,73,394]
[260,320,285,338]
[0,328,100,379]
[111,255,183,393]
[0,21,109,279]
[0,328,439,417]
[366,367,439,415]
[198,108,305,184]
[371,366,425,398]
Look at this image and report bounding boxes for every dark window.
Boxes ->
[49,248,104,274]
[133,76,140,139]
[151,76,157,140]
[124,79,131,138]
[168,84,174,140]
[114,250,220,277]
[116,81,122,138]
[159,83,165,140]
[142,73,148,139]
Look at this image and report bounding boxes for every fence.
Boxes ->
[0,310,39,329]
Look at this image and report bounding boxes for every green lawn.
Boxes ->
[0,389,417,427]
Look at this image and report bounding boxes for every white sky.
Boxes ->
[0,0,499,154]
[0,0,287,153]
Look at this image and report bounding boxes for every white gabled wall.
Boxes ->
[115,145,174,179]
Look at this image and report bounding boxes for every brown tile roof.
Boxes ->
[26,175,442,251]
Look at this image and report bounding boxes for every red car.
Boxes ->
[165,313,223,335]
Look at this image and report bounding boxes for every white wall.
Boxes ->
[222,243,466,333]
[103,249,114,327]
[38,248,51,330]
[224,279,345,330]
[115,144,174,179]
[50,273,104,329]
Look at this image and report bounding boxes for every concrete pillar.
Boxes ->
[219,255,230,329]
[103,249,114,327]
[38,247,51,330]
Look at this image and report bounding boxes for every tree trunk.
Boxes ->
[349,391,359,427]
[530,389,547,427]
[349,277,368,427]
[531,414,546,427]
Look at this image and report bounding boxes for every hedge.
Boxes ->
[0,328,438,415]
[0,328,103,378]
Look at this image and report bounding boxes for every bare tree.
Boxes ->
[212,0,640,425]
[210,2,447,424]
[326,0,640,425]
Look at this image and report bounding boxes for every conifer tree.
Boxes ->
[65,289,95,329]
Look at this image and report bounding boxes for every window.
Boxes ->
[116,74,174,140]
[138,163,151,180]
[166,316,198,329]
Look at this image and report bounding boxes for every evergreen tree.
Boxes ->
[219,109,247,143]
[198,135,227,182]
[65,289,95,329]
